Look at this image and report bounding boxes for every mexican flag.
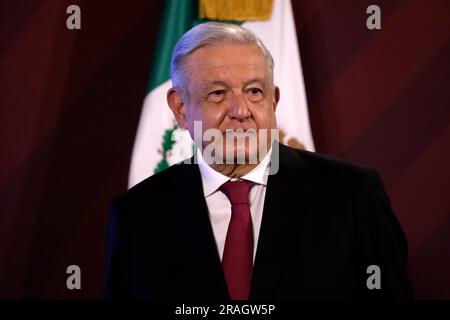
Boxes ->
[128,0,315,188]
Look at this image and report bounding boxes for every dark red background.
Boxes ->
[1,0,449,299]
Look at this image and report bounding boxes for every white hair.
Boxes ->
[170,22,274,94]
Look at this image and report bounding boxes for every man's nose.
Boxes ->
[228,93,251,121]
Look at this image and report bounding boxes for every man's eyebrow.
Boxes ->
[201,81,229,90]
[201,78,266,90]
[242,77,265,87]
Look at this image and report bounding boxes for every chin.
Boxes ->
[223,145,259,165]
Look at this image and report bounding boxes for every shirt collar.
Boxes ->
[197,146,272,197]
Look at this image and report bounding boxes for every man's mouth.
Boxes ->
[222,128,257,135]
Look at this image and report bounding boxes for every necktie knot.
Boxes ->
[219,180,255,206]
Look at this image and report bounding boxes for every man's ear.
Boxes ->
[167,88,187,129]
[273,86,280,111]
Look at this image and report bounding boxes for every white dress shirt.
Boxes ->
[197,147,273,262]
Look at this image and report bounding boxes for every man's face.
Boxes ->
[172,43,279,164]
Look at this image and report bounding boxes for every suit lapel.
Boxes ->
[250,143,311,299]
[175,161,229,299]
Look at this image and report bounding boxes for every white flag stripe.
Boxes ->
[128,80,192,187]
[242,0,315,151]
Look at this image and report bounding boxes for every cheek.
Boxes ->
[201,104,231,131]
[187,102,228,130]
[252,106,276,129]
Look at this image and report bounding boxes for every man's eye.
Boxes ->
[207,90,225,102]
[246,88,263,101]
[248,88,263,95]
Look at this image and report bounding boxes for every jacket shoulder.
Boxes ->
[113,161,192,206]
[279,143,375,178]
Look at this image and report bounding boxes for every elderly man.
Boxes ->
[105,22,413,300]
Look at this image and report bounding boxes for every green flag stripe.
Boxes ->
[147,0,197,91]
[147,0,243,92]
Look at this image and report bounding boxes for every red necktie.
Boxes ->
[219,180,255,300]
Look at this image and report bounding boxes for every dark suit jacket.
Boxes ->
[104,143,413,299]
